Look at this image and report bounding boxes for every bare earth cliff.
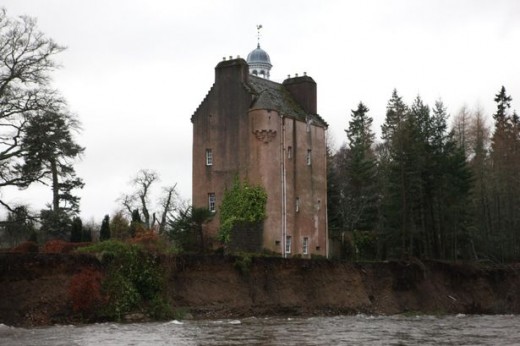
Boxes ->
[1,253,520,326]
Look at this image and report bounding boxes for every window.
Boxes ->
[206,149,213,166]
[306,117,313,132]
[295,197,300,213]
[288,146,292,159]
[208,193,216,212]
[306,149,312,165]
[303,237,309,255]
[286,236,292,254]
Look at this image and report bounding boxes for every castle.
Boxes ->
[191,41,328,257]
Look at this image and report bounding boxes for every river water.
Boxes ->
[1,314,519,345]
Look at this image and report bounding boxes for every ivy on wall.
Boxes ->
[218,178,267,244]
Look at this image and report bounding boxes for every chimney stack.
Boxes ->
[283,75,317,114]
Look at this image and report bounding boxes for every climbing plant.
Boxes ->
[218,178,267,244]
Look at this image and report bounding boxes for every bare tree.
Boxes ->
[118,169,181,231]
[156,184,179,233]
[118,169,158,228]
[0,9,68,212]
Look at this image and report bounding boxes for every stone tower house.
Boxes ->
[191,45,328,257]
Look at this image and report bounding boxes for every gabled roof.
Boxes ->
[246,75,328,128]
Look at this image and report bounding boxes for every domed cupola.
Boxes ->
[247,25,272,79]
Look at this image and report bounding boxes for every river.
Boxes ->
[1,314,519,345]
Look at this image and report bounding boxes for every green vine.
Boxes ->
[218,178,267,244]
[77,240,171,320]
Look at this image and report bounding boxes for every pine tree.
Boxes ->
[344,102,378,232]
[380,90,414,258]
[100,215,110,241]
[23,112,84,213]
[326,141,343,236]
[129,209,143,237]
[70,217,83,243]
[489,86,520,260]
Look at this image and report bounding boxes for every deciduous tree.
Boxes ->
[0,9,70,212]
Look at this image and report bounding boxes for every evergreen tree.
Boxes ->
[2,206,35,246]
[344,102,378,233]
[380,89,413,258]
[129,209,143,237]
[22,111,85,216]
[39,208,71,240]
[100,215,110,241]
[110,211,130,240]
[70,216,83,243]
[489,86,520,260]
[168,206,213,252]
[326,141,343,236]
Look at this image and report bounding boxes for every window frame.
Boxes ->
[303,237,309,255]
[206,149,213,166]
[208,193,216,212]
[286,235,292,254]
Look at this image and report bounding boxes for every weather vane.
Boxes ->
[257,24,263,47]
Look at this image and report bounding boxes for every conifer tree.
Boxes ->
[70,216,83,242]
[380,89,413,258]
[100,215,110,241]
[489,86,520,260]
[23,111,85,226]
[344,102,378,232]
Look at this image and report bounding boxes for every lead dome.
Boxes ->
[247,44,272,79]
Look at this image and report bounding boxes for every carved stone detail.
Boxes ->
[253,129,277,143]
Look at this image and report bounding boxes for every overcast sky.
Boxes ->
[2,0,520,223]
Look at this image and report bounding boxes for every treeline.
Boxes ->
[328,87,520,263]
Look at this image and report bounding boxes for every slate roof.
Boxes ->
[246,75,328,128]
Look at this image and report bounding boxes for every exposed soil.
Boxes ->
[1,253,520,326]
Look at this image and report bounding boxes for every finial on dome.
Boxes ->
[257,24,263,47]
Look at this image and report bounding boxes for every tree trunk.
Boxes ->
[50,158,59,212]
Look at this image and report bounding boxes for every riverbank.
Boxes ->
[1,253,519,326]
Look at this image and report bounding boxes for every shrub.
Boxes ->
[44,240,90,253]
[69,268,104,315]
[129,229,160,251]
[233,253,253,276]
[78,240,167,320]
[101,272,140,320]
[10,241,39,253]
[353,230,377,261]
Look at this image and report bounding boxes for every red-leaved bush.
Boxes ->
[10,241,39,253]
[43,240,91,253]
[68,268,105,315]
[129,229,168,253]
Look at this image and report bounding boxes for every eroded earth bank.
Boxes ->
[1,253,519,326]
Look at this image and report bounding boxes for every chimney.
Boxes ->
[215,57,249,84]
[282,75,317,114]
